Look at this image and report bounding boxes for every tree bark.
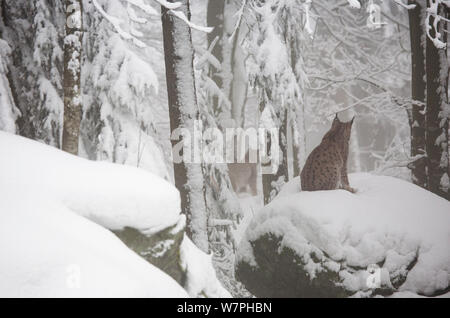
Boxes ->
[425,0,449,200]
[62,0,83,155]
[207,0,224,117]
[161,0,209,252]
[408,0,427,189]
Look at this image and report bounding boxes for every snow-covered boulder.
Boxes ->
[236,173,450,298]
[0,190,188,297]
[0,132,229,297]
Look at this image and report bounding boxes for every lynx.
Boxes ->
[300,115,356,193]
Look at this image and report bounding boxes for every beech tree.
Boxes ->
[161,0,209,252]
[408,0,427,189]
[62,0,83,155]
[425,0,449,199]
[207,0,225,117]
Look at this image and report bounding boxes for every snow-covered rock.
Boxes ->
[236,173,450,297]
[0,190,188,297]
[0,131,180,235]
[0,132,229,297]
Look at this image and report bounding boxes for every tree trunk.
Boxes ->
[62,0,83,155]
[292,102,307,178]
[350,122,362,172]
[287,27,306,178]
[425,0,449,200]
[225,0,247,128]
[408,0,427,188]
[207,0,224,117]
[292,122,300,177]
[261,99,289,205]
[161,0,209,252]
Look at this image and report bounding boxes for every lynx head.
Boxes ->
[323,114,354,143]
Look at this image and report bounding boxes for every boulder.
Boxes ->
[115,217,186,286]
[236,174,450,298]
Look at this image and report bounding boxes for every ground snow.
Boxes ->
[238,173,450,296]
[0,190,187,297]
[180,237,231,298]
[0,132,227,297]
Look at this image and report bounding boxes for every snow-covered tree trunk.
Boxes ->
[62,0,83,155]
[225,0,248,128]
[425,0,449,200]
[0,7,18,133]
[261,99,289,205]
[408,0,427,189]
[207,0,225,117]
[289,36,306,178]
[161,0,209,252]
[350,123,362,172]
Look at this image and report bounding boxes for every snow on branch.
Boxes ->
[394,0,416,10]
[92,0,147,47]
[169,9,214,33]
[228,0,247,42]
[347,0,361,9]
[195,36,221,70]
[93,0,212,49]
[125,0,158,15]
[153,0,182,10]
[127,5,148,24]
[426,0,448,49]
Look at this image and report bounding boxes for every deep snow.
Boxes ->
[0,131,180,235]
[0,132,229,297]
[238,173,450,297]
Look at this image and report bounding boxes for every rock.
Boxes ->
[236,234,351,297]
[114,217,186,286]
[236,174,450,298]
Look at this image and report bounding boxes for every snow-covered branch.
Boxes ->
[394,0,416,10]
[169,9,213,33]
[93,0,213,49]
[92,0,146,47]
[425,0,448,49]
[228,0,247,42]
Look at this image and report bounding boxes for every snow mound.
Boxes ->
[0,131,180,235]
[180,237,231,298]
[0,132,188,297]
[0,191,187,297]
[237,173,450,297]
[0,132,230,298]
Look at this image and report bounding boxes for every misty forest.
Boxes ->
[0,0,449,298]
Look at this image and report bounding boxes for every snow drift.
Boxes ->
[0,132,229,297]
[0,190,187,298]
[236,173,450,297]
[0,131,180,235]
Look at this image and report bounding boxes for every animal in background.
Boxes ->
[300,115,356,193]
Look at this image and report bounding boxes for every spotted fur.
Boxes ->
[301,115,356,193]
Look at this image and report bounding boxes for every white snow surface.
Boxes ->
[0,131,180,235]
[0,190,187,297]
[238,173,450,297]
[0,132,189,297]
[0,132,229,297]
[180,236,231,298]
